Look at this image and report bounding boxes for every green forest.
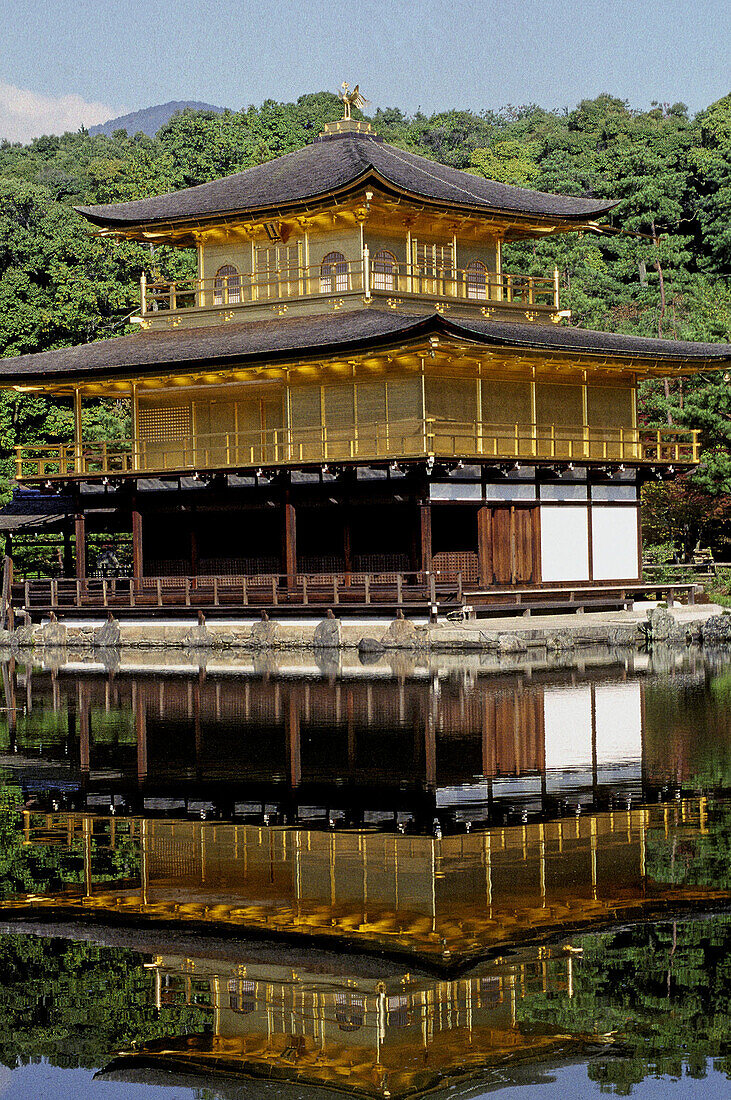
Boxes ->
[1,89,731,561]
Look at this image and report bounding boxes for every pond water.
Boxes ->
[0,646,729,1098]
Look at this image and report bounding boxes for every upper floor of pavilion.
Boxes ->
[76,120,619,329]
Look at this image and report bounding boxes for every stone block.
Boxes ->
[250,617,279,648]
[381,615,417,649]
[313,612,342,648]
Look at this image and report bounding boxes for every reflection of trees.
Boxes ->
[0,934,209,1071]
[518,916,731,1095]
[0,785,139,899]
[643,675,731,790]
[647,801,731,890]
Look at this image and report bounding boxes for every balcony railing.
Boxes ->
[15,420,700,481]
[140,255,558,316]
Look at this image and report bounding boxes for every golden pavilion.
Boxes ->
[2,105,730,614]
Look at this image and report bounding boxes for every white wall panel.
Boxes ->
[485,483,536,501]
[544,687,593,769]
[539,483,588,502]
[430,483,482,501]
[592,484,637,503]
[594,683,642,764]
[540,506,590,581]
[591,505,639,580]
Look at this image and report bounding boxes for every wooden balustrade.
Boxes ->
[139,256,559,316]
[14,420,700,482]
[11,570,444,613]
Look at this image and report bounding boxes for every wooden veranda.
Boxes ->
[1,561,702,622]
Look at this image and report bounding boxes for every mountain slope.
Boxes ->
[89,101,228,138]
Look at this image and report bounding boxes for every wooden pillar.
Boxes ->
[74,513,86,580]
[62,522,73,578]
[283,492,297,588]
[136,687,147,784]
[419,503,432,573]
[190,526,199,578]
[425,713,436,789]
[73,388,83,471]
[343,509,352,579]
[286,691,301,789]
[78,682,90,774]
[477,505,492,587]
[131,508,143,583]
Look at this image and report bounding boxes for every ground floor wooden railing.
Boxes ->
[14,420,700,480]
[8,575,703,619]
[11,570,454,613]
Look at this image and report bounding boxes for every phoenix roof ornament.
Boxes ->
[340,82,369,121]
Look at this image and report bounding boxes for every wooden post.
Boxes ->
[283,493,297,590]
[0,554,13,631]
[131,508,143,585]
[419,503,432,573]
[73,388,83,473]
[78,683,90,775]
[286,692,301,789]
[63,521,73,578]
[130,382,140,472]
[136,690,147,783]
[74,513,86,580]
[477,505,491,587]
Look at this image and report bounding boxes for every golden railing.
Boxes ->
[15,420,700,480]
[140,256,558,315]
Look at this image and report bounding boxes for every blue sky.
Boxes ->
[1,0,729,141]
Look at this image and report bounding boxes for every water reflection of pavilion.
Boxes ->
[8,796,724,965]
[1,661,690,826]
[101,948,580,1099]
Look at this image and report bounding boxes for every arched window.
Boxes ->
[335,992,365,1032]
[466,260,488,300]
[320,251,348,294]
[228,979,256,1015]
[213,264,241,305]
[372,249,397,292]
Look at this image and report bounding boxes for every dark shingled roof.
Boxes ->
[0,489,74,531]
[75,132,617,228]
[1,311,729,384]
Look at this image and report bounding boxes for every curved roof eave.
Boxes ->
[74,138,619,231]
[2,311,730,389]
[75,168,618,230]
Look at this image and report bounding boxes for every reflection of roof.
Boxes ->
[2,310,730,384]
[0,489,74,531]
[97,1062,337,1100]
[76,132,617,228]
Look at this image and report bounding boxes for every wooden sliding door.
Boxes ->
[478,505,540,586]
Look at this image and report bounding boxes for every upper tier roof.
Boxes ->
[75,131,617,229]
[2,311,729,385]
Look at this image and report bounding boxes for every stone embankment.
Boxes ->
[1,604,730,654]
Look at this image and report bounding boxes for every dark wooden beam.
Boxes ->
[63,521,73,578]
[131,509,143,583]
[287,692,301,789]
[283,492,297,588]
[190,526,199,578]
[419,503,432,573]
[74,513,86,580]
[477,505,492,586]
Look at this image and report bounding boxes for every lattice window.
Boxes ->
[372,248,397,291]
[255,243,301,298]
[138,405,192,442]
[213,264,241,305]
[466,259,487,300]
[320,251,348,293]
[412,240,454,279]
